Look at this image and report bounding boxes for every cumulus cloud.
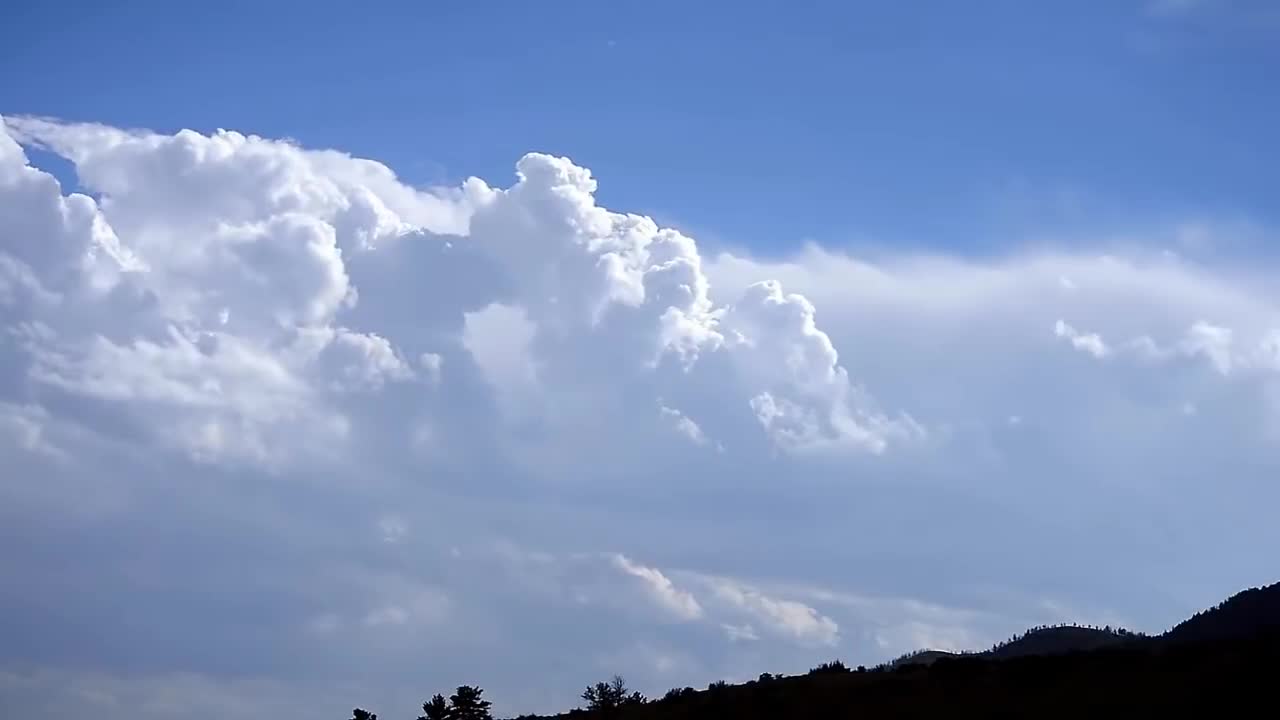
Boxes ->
[318,328,415,390]
[4,116,477,241]
[7,114,1280,720]
[1054,319,1111,358]
[445,150,913,458]
[1179,321,1234,375]
[0,116,454,465]
[1053,316,1277,378]
[2,117,915,475]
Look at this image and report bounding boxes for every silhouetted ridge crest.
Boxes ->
[1163,581,1280,644]
[984,623,1141,659]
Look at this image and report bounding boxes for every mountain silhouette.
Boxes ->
[1163,581,1280,644]
[985,624,1139,659]
[888,624,1139,668]
[885,649,959,668]
[882,582,1280,670]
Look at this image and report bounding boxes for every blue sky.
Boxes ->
[7,1,1278,252]
[3,2,1280,719]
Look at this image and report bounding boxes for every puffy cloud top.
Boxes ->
[3,116,910,468]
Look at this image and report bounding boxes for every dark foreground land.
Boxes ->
[533,631,1279,718]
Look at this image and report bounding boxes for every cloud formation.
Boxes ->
[6,115,1280,719]
[611,554,704,622]
[703,576,840,647]
[1054,319,1111,358]
[2,116,910,474]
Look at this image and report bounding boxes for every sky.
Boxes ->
[2,1,1280,718]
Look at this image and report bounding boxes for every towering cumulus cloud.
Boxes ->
[0,115,909,471]
[8,115,1280,719]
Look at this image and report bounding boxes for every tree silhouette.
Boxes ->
[351,710,377,720]
[658,686,696,704]
[418,693,451,720]
[582,675,645,712]
[448,685,492,720]
[809,659,849,675]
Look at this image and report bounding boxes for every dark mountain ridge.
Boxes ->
[1164,581,1280,644]
[888,623,1141,668]
[887,579,1280,668]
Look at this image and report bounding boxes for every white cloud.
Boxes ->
[1179,321,1234,375]
[419,352,444,384]
[0,116,449,465]
[1053,316,1279,379]
[717,279,924,454]
[5,115,478,240]
[1054,319,1111,358]
[3,117,915,475]
[462,302,539,400]
[611,554,703,621]
[658,402,710,446]
[6,113,1280,719]
[0,402,63,458]
[320,328,415,390]
[704,577,840,647]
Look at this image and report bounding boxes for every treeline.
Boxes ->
[351,684,492,720]
[349,663,865,720]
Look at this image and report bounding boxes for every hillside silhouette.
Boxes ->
[985,624,1140,659]
[1164,581,1280,644]
[886,623,1141,668]
[352,581,1280,719]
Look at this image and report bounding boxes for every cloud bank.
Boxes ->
[4,116,1280,718]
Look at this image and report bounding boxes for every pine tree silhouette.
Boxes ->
[448,685,492,720]
[418,693,450,720]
